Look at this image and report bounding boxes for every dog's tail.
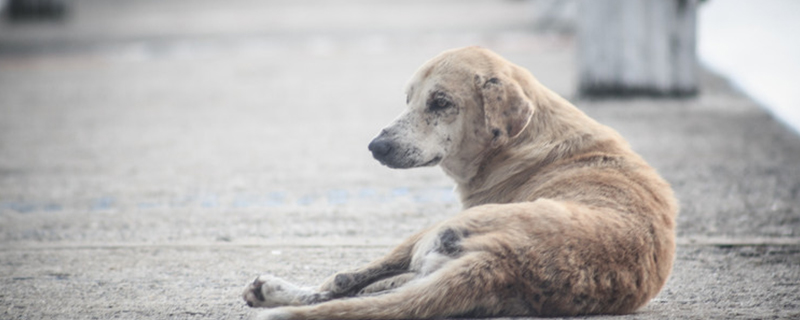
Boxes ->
[255,252,522,320]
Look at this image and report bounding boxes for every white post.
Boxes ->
[578,0,698,97]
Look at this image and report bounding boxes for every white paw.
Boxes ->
[243,274,313,308]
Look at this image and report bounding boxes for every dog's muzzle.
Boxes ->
[368,128,422,169]
[368,135,441,169]
[368,136,400,167]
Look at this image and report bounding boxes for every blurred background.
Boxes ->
[1,0,797,238]
[1,1,799,319]
[0,0,581,242]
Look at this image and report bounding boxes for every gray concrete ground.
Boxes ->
[1,1,798,319]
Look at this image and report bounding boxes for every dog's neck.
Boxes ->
[444,87,623,208]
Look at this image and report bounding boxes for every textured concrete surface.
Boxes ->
[1,1,799,319]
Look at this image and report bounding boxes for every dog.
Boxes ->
[242,46,678,320]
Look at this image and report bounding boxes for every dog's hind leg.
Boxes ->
[243,274,333,308]
[242,271,416,308]
[318,227,431,297]
[355,272,416,295]
[245,228,430,309]
[255,252,527,320]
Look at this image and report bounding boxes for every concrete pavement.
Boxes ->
[1,1,798,319]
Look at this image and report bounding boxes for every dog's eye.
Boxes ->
[429,97,452,111]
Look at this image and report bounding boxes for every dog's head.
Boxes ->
[368,47,535,173]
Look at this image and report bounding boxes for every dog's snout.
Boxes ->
[368,138,393,159]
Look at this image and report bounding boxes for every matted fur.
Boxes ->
[243,47,678,320]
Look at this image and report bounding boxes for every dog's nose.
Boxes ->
[368,138,393,159]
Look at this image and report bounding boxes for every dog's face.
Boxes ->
[367,69,471,169]
[368,47,534,174]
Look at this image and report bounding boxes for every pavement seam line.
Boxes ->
[2,237,800,251]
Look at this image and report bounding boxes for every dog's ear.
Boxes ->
[475,74,534,148]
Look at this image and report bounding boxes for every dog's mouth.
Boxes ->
[376,155,441,169]
[420,155,443,167]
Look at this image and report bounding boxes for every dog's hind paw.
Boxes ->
[243,274,330,308]
[243,276,268,307]
[243,274,299,308]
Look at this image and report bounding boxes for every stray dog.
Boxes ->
[243,47,677,320]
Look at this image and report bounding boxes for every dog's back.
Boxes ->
[449,52,677,314]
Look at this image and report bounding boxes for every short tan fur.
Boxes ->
[243,47,678,320]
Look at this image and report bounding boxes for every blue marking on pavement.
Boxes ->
[43,203,63,212]
[265,191,286,207]
[391,187,410,196]
[358,188,377,199]
[137,202,161,209]
[200,194,219,208]
[0,187,458,214]
[232,194,254,208]
[327,189,348,205]
[413,187,457,203]
[170,195,197,208]
[90,197,115,211]
[1,201,36,213]
[296,194,316,206]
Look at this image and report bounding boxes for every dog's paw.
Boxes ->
[243,274,308,308]
[242,276,269,308]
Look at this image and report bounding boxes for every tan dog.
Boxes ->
[243,47,678,320]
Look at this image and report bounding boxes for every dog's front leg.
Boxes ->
[319,227,430,296]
